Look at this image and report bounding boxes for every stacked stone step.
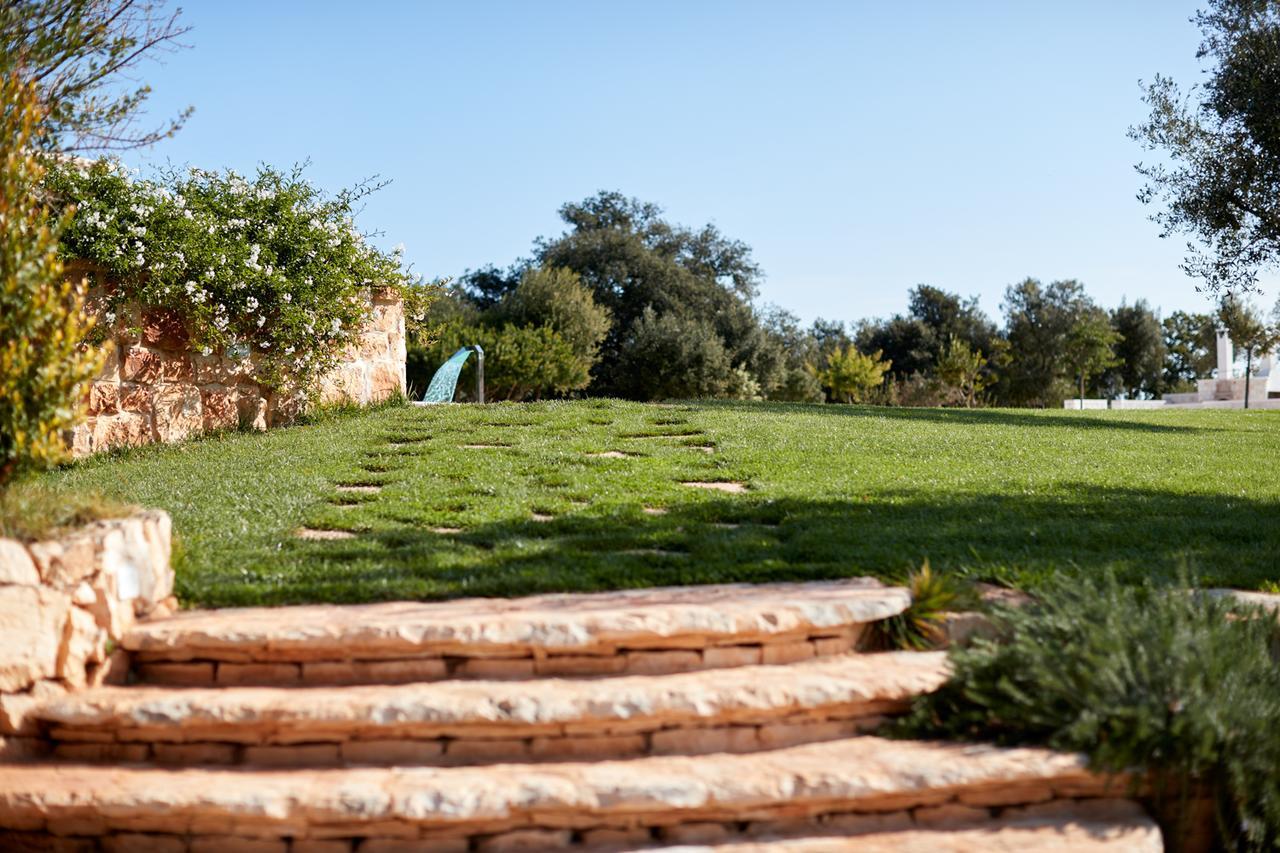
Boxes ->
[0,579,1163,851]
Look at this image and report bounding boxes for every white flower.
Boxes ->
[201,346,212,356]
[282,293,291,303]
[257,316,266,327]
[330,318,341,334]
[392,242,405,256]
[246,296,259,311]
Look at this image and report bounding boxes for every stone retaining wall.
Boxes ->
[0,512,175,759]
[69,275,405,458]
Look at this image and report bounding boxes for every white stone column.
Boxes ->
[1216,329,1233,378]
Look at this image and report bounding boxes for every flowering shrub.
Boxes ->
[43,159,436,388]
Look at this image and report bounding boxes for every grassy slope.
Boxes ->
[37,400,1280,607]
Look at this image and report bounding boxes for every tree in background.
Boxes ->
[534,192,779,399]
[1,0,191,151]
[1098,300,1166,399]
[809,347,891,404]
[0,76,103,485]
[936,336,990,407]
[855,285,998,380]
[1161,310,1218,390]
[1132,0,1280,294]
[1063,307,1123,405]
[759,306,824,403]
[999,278,1090,406]
[490,267,611,372]
[413,266,609,402]
[1218,294,1278,408]
[613,307,762,400]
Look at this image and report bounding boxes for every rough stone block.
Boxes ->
[92,411,152,450]
[445,739,529,762]
[53,742,149,762]
[141,308,191,351]
[757,719,857,750]
[658,823,730,844]
[534,655,627,677]
[625,650,702,675]
[363,659,448,683]
[152,384,202,443]
[476,829,571,852]
[242,744,339,767]
[0,586,70,692]
[102,834,187,853]
[152,743,238,765]
[367,361,403,400]
[88,381,119,416]
[201,386,240,431]
[117,383,153,414]
[28,533,97,588]
[189,838,287,853]
[341,740,444,765]
[216,663,301,687]
[121,347,163,383]
[761,640,816,665]
[137,662,215,686]
[702,645,762,668]
[291,842,353,853]
[651,726,759,756]
[529,734,646,761]
[454,658,535,679]
[914,803,990,827]
[0,539,38,586]
[58,604,107,688]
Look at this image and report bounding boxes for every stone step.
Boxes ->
[124,579,910,685]
[32,652,949,766]
[634,799,1161,851]
[0,736,1141,850]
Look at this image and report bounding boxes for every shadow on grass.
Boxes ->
[689,400,1219,434]
[183,485,1280,606]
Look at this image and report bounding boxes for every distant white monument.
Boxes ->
[1068,326,1280,409]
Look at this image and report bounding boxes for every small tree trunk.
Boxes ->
[1079,372,1086,409]
[1244,347,1253,409]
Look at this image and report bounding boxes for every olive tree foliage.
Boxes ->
[1063,307,1123,403]
[0,76,103,486]
[1098,300,1167,399]
[936,336,990,407]
[533,192,781,399]
[854,285,999,380]
[1,0,191,151]
[1132,0,1280,294]
[1162,310,1219,387]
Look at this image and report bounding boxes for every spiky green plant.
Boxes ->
[870,561,970,650]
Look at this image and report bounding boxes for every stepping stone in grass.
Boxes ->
[530,513,554,522]
[622,548,687,558]
[688,445,716,454]
[642,507,668,516]
[712,522,741,529]
[460,443,510,449]
[430,526,463,534]
[295,528,356,541]
[336,484,381,494]
[586,450,632,458]
[682,481,748,494]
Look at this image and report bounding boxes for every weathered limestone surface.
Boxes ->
[637,799,1162,852]
[0,512,173,746]
[123,579,911,665]
[69,281,405,458]
[34,652,949,762]
[0,736,1123,839]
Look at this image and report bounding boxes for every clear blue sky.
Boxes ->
[122,0,1258,326]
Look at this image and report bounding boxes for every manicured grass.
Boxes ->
[35,400,1280,607]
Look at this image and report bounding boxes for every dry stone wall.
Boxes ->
[70,279,405,458]
[0,511,174,759]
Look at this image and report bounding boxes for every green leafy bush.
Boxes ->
[0,76,102,486]
[43,159,434,389]
[490,267,611,365]
[808,346,891,403]
[897,573,1280,849]
[428,323,588,402]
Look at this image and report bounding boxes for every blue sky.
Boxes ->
[122,0,1248,326]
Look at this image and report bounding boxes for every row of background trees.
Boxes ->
[414,190,1278,407]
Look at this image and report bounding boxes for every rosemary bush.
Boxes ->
[897,573,1280,849]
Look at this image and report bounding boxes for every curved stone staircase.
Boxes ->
[0,579,1161,851]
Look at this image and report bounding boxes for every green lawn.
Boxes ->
[36,400,1280,607]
